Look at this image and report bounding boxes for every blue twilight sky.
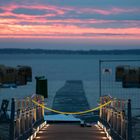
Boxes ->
[0,0,140,50]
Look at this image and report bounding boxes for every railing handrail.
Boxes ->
[9,95,45,140]
[99,95,132,140]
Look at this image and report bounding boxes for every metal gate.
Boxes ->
[99,59,140,117]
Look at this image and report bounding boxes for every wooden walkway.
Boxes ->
[34,80,108,140]
[51,80,94,121]
[52,80,90,112]
[34,124,109,140]
[0,80,135,140]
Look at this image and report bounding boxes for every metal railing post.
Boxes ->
[127,99,132,140]
[9,98,15,140]
[99,60,102,97]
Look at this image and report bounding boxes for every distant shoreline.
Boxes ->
[0,48,140,55]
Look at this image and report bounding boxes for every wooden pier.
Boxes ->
[51,80,95,121]
[0,80,136,140]
[52,80,90,112]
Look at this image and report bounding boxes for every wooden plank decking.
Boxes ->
[51,80,95,121]
[52,80,90,112]
[34,124,109,140]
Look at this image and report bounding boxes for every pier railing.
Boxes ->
[99,96,132,140]
[9,95,44,140]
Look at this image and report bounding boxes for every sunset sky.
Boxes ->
[0,0,140,50]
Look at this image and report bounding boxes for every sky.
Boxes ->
[0,0,140,50]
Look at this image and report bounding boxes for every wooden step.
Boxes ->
[34,124,108,140]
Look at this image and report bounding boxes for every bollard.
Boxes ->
[35,76,48,98]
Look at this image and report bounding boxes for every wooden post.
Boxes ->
[127,99,132,140]
[116,113,119,133]
[110,110,113,127]
[99,97,102,119]
[29,109,33,133]
[113,112,116,131]
[21,110,25,135]
[9,98,15,140]
[121,111,124,138]
[114,112,117,131]
[25,110,29,131]
[33,108,37,123]
[107,109,110,123]
[117,113,121,135]
[41,98,44,120]
[36,106,39,121]
[15,118,20,138]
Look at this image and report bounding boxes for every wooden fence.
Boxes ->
[99,96,132,140]
[8,95,44,140]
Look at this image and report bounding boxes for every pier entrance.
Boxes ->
[34,124,108,140]
[0,80,110,140]
[0,83,133,140]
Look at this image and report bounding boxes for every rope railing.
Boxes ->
[32,98,112,115]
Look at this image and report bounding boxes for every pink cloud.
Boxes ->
[0,4,65,15]
[77,7,140,15]
[0,4,139,17]
[111,7,140,14]
[0,35,139,40]
[0,23,140,39]
[0,4,140,40]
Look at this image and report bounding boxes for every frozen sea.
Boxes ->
[0,54,140,116]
